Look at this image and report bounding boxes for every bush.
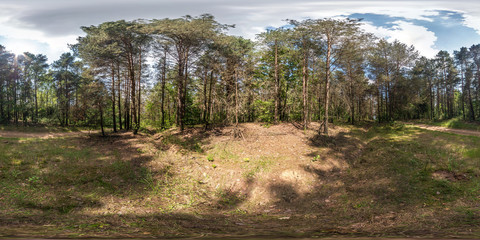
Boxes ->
[253,100,274,123]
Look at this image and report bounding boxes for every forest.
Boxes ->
[1,14,479,133]
[2,14,480,238]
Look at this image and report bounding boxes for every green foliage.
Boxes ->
[253,100,274,123]
[437,118,480,131]
[464,148,480,158]
[3,14,480,131]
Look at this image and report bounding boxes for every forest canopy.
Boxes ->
[0,14,478,135]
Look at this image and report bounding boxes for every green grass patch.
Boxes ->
[0,124,86,133]
[242,156,273,180]
[0,135,150,215]
[346,123,480,209]
[415,117,480,131]
[160,133,204,153]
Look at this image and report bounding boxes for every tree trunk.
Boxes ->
[124,71,130,130]
[302,39,308,130]
[182,50,189,130]
[207,70,214,128]
[111,63,117,132]
[135,47,142,133]
[235,71,239,127]
[65,69,69,126]
[348,64,355,125]
[436,85,440,119]
[13,75,17,124]
[466,76,475,121]
[34,76,38,123]
[430,79,434,120]
[0,80,3,121]
[176,46,186,131]
[274,39,279,124]
[203,68,208,129]
[117,63,122,130]
[99,102,105,137]
[323,38,331,135]
[284,82,289,121]
[128,51,137,134]
[477,75,480,120]
[161,48,167,129]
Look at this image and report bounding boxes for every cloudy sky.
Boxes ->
[1,0,480,61]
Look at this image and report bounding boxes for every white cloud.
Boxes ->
[0,0,479,61]
[361,21,439,58]
[429,2,480,35]
[0,22,77,61]
[463,13,480,35]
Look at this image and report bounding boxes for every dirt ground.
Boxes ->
[1,122,479,238]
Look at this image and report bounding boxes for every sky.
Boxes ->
[1,0,480,61]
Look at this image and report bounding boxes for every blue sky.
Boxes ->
[1,0,480,60]
[349,10,480,57]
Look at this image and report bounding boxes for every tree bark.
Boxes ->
[111,63,117,132]
[34,74,38,123]
[207,70,214,128]
[466,76,475,120]
[117,63,122,130]
[274,39,279,124]
[128,51,137,134]
[302,38,309,130]
[203,68,208,129]
[161,48,167,129]
[99,102,105,137]
[323,36,331,135]
[124,70,130,130]
[176,46,186,131]
[137,47,143,131]
[235,71,239,127]
[182,49,189,130]
[429,78,434,120]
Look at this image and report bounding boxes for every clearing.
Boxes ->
[0,122,479,238]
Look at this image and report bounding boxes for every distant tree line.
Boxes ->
[0,14,479,135]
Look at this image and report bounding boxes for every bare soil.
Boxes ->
[1,122,479,238]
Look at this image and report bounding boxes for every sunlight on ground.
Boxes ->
[1,123,480,238]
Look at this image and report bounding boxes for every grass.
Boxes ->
[0,136,151,216]
[0,124,90,133]
[414,117,480,131]
[359,124,480,204]
[160,132,204,153]
[313,124,480,237]
[1,123,480,238]
[207,143,241,162]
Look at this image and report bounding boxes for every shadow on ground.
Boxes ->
[1,124,480,238]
